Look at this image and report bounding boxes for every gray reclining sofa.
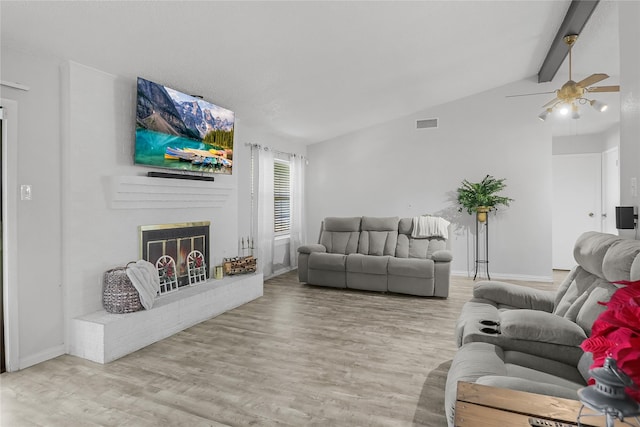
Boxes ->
[444,231,640,426]
[297,216,452,297]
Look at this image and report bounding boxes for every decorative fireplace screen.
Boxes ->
[139,221,210,287]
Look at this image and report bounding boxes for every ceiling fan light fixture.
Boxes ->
[538,109,551,121]
[571,104,580,119]
[529,33,619,122]
[590,99,608,112]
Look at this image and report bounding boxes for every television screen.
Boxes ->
[135,77,234,175]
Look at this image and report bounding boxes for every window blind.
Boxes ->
[274,160,291,234]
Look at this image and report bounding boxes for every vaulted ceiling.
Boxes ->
[0,1,620,144]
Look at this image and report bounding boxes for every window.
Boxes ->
[274,159,291,235]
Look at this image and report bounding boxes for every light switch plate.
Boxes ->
[20,184,32,200]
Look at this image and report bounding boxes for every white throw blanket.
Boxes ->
[126,260,161,310]
[411,216,450,239]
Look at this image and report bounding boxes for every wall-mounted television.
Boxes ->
[135,77,234,175]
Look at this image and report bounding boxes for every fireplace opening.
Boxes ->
[139,221,210,288]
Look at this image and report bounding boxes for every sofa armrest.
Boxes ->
[500,309,586,347]
[473,281,555,311]
[432,249,453,262]
[298,244,327,254]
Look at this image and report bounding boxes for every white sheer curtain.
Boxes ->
[288,154,306,268]
[252,146,275,278]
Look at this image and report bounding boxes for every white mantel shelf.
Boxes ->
[70,273,263,364]
[109,175,233,209]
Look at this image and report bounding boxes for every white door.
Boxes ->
[602,147,620,235]
[552,153,602,270]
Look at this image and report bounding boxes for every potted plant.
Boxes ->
[456,175,514,222]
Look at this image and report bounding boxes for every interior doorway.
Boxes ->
[552,148,620,270]
[552,153,603,270]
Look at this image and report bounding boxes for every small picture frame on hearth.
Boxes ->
[156,255,179,295]
[187,250,207,286]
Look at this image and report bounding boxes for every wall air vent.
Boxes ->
[416,118,438,129]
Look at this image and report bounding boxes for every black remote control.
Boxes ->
[528,417,578,427]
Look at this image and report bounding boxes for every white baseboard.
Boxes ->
[451,270,553,283]
[18,344,65,371]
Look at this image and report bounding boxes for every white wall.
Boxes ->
[61,61,246,336]
[306,79,553,281]
[552,126,620,156]
[1,47,64,368]
[2,46,306,368]
[618,0,640,240]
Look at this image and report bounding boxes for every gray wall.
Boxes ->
[552,127,620,155]
[306,79,554,281]
[0,49,308,369]
[618,1,640,240]
[1,47,64,368]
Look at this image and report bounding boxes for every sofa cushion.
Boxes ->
[346,254,389,275]
[398,217,414,235]
[445,342,584,427]
[319,217,361,254]
[387,257,434,278]
[572,231,620,279]
[577,351,594,383]
[632,255,640,281]
[500,310,587,346]
[575,282,618,335]
[602,239,640,282]
[502,350,585,384]
[323,216,362,232]
[308,252,347,272]
[396,236,447,259]
[358,216,398,256]
[562,292,589,322]
[553,267,579,309]
[474,281,555,312]
[396,217,447,259]
[554,268,599,316]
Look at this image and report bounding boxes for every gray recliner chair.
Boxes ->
[444,231,640,427]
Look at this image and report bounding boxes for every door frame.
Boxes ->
[2,99,20,372]
[601,146,620,234]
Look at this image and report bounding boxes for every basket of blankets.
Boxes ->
[103,260,160,313]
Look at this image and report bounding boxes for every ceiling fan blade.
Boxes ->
[505,91,556,98]
[542,97,560,109]
[577,73,609,88]
[586,85,620,93]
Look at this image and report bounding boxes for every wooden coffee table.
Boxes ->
[455,382,628,427]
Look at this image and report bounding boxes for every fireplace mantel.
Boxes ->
[108,175,233,209]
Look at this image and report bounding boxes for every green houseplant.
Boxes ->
[456,175,514,222]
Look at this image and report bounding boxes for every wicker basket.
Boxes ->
[103,263,143,313]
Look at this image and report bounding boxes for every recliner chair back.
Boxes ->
[318,217,361,255]
[357,216,399,256]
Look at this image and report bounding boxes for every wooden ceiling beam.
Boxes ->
[538,0,600,83]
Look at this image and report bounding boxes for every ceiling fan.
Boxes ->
[511,34,620,121]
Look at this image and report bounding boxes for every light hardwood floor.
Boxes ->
[0,271,564,427]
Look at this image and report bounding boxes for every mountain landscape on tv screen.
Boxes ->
[135,77,234,174]
[136,78,234,147]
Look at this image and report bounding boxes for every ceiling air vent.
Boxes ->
[416,118,438,129]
